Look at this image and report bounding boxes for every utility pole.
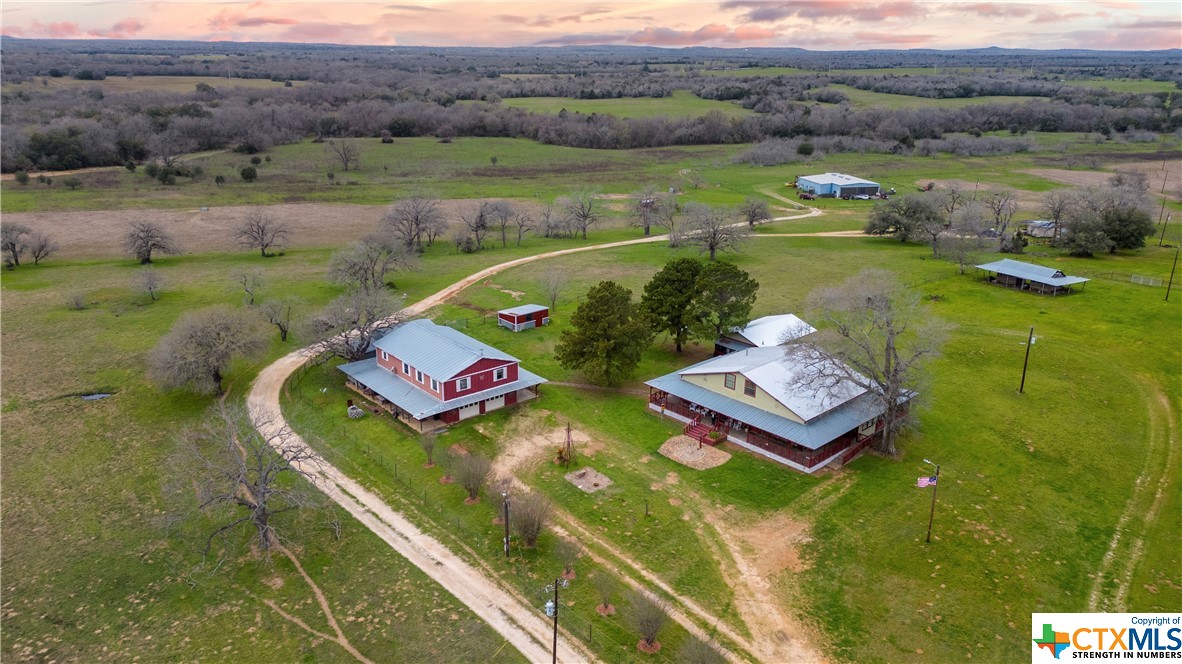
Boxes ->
[1166,248,1179,303]
[551,577,560,664]
[924,459,941,544]
[1019,326,1035,394]
[1160,212,1172,248]
[502,493,511,559]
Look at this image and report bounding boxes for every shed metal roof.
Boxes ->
[339,359,546,420]
[725,314,816,348]
[373,319,517,380]
[976,258,1089,286]
[499,304,549,316]
[798,172,879,187]
[646,370,882,449]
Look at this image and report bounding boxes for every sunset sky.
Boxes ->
[2,1,1179,50]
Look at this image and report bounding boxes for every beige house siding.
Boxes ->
[681,372,805,424]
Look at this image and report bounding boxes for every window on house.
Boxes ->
[381,351,388,361]
[724,374,736,390]
[402,361,409,375]
[416,370,423,382]
[430,379,439,392]
[494,367,506,381]
[457,377,470,391]
[743,379,756,397]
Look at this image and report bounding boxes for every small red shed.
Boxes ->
[498,304,549,332]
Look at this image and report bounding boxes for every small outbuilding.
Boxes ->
[1023,220,1058,239]
[975,258,1089,296]
[796,173,880,198]
[714,314,816,356]
[498,304,550,332]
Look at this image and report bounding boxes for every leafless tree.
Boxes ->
[174,402,321,556]
[512,211,532,246]
[418,433,436,467]
[592,571,618,614]
[915,212,950,258]
[138,267,163,301]
[510,491,552,547]
[309,290,403,362]
[652,194,682,247]
[327,235,416,293]
[684,203,750,261]
[784,269,947,457]
[685,170,707,189]
[631,186,661,236]
[541,267,568,311]
[148,305,269,395]
[232,269,263,305]
[26,231,57,266]
[627,590,670,650]
[66,292,86,310]
[259,297,298,342]
[945,202,990,274]
[325,138,361,171]
[559,189,601,240]
[234,208,290,258]
[984,191,1019,250]
[460,202,492,251]
[1,222,30,267]
[383,194,444,251]
[148,128,193,169]
[454,454,492,503]
[1041,189,1074,245]
[738,197,772,229]
[124,221,180,264]
[556,537,582,578]
[935,184,964,222]
[487,200,516,248]
[533,204,574,239]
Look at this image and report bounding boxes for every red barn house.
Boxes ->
[338,319,547,432]
[498,304,549,332]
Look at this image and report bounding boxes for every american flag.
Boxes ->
[917,475,937,488]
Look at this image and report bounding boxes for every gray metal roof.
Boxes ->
[499,304,548,316]
[339,359,547,420]
[725,314,815,348]
[976,259,1089,287]
[646,369,883,450]
[798,172,879,187]
[373,319,518,380]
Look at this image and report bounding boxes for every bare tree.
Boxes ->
[1041,189,1074,245]
[510,491,552,547]
[259,297,298,342]
[234,208,290,258]
[327,236,416,293]
[148,128,193,169]
[309,290,403,362]
[684,203,750,260]
[652,194,683,247]
[148,305,269,395]
[174,402,320,556]
[138,267,163,301]
[945,202,990,274]
[592,571,618,615]
[66,292,87,310]
[915,213,950,258]
[512,211,532,246]
[124,221,180,265]
[325,138,361,171]
[631,186,661,236]
[533,204,574,239]
[26,231,58,266]
[454,454,492,503]
[984,191,1019,251]
[1,222,30,267]
[784,269,947,457]
[540,267,568,311]
[487,200,515,248]
[232,269,263,305]
[627,590,670,652]
[418,433,436,467]
[738,197,772,229]
[935,184,964,222]
[556,537,582,579]
[383,194,445,251]
[459,202,492,250]
[559,189,601,240]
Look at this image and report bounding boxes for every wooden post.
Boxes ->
[1019,326,1034,394]
[502,494,511,559]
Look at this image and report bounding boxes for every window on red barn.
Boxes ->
[457,377,470,391]
[494,367,506,381]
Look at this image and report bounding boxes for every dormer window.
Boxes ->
[381,350,388,361]
[494,367,506,381]
[430,378,439,391]
[457,377,470,391]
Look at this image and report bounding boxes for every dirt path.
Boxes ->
[246,210,844,662]
[1087,380,1178,611]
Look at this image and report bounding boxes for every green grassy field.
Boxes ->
[2,74,303,95]
[1062,78,1179,94]
[822,84,1044,109]
[497,90,753,119]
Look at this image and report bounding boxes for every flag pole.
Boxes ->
[924,460,940,544]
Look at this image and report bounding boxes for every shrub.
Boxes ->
[454,454,491,502]
[240,166,258,182]
[250,156,262,165]
[124,161,137,173]
[66,292,86,310]
[63,176,82,190]
[13,171,29,186]
[627,590,669,651]
[214,175,226,186]
[143,163,160,178]
[264,155,272,162]
[511,492,552,547]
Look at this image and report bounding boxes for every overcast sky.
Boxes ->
[2,1,1179,50]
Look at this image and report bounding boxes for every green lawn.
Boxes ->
[497,90,753,119]
[822,85,1045,109]
[1061,78,1179,94]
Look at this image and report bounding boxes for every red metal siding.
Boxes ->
[440,409,459,424]
[499,312,517,323]
[505,391,518,406]
[444,359,518,400]
[377,351,396,371]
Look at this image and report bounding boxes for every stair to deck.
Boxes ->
[685,423,712,442]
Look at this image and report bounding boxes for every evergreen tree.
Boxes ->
[689,262,759,341]
[555,281,654,386]
[640,258,702,353]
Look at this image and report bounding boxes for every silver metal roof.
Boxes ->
[499,304,548,316]
[646,369,883,449]
[373,319,518,380]
[976,259,1089,286]
[798,172,879,187]
[339,359,547,420]
[725,314,816,348]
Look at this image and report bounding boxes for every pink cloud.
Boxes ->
[90,17,146,38]
[852,30,936,45]
[279,22,396,45]
[723,1,924,23]
[1061,28,1181,49]
[626,23,777,45]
